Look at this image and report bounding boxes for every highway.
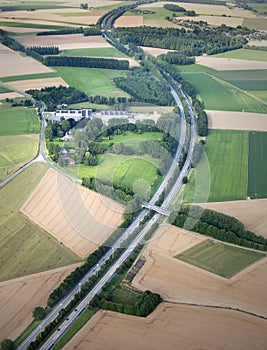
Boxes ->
[16,2,197,348]
[21,82,195,350]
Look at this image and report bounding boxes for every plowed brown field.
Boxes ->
[6,77,68,92]
[0,263,81,341]
[21,169,124,258]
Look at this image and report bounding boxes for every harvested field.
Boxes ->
[0,9,101,26]
[0,43,53,78]
[63,303,267,350]
[16,34,111,50]
[0,263,81,341]
[143,19,180,28]
[6,77,68,92]
[132,224,267,318]
[248,40,267,47]
[139,2,257,17]
[195,56,267,71]
[21,169,124,258]
[207,110,267,131]
[142,46,175,57]
[199,199,267,238]
[114,16,143,27]
[0,92,23,100]
[0,26,47,33]
[178,15,243,27]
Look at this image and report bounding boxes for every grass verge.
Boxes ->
[176,240,265,278]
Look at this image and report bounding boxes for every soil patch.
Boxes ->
[207,110,267,131]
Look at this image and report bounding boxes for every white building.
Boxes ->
[51,109,92,122]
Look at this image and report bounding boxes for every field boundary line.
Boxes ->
[165,301,267,320]
[205,72,267,106]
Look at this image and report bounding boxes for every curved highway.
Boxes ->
[17,2,197,349]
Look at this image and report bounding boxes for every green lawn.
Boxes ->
[212,49,267,62]
[61,47,128,58]
[0,72,59,83]
[55,67,129,97]
[0,163,81,282]
[176,240,264,278]
[0,103,40,136]
[248,131,267,199]
[184,130,248,202]
[0,134,39,181]
[179,72,267,113]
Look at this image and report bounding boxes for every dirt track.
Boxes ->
[207,110,267,131]
[0,263,81,341]
[132,225,267,318]
[63,303,267,350]
[21,169,124,258]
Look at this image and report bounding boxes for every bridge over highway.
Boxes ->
[141,202,171,216]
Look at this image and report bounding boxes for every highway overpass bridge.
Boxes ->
[141,202,171,216]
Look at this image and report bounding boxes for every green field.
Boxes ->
[0,72,60,83]
[0,21,70,30]
[179,72,267,113]
[213,69,267,91]
[61,47,128,58]
[0,2,70,11]
[0,163,80,282]
[248,91,267,104]
[0,86,12,93]
[247,3,267,15]
[184,130,248,202]
[55,67,128,97]
[0,103,40,136]
[0,134,39,181]
[248,131,267,199]
[176,240,264,278]
[212,49,267,62]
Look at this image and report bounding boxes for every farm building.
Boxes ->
[51,109,92,122]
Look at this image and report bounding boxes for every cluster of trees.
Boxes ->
[88,94,132,105]
[37,25,100,36]
[159,51,195,65]
[164,3,186,12]
[164,0,226,5]
[5,98,33,107]
[43,56,129,70]
[94,290,161,317]
[27,46,59,55]
[114,24,251,56]
[114,67,174,106]
[26,86,88,110]
[172,205,267,251]
[0,29,24,51]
